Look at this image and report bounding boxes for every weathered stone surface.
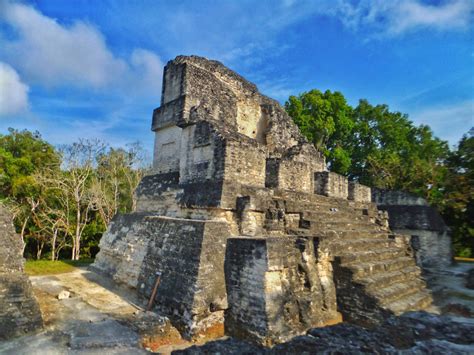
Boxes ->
[314,171,348,199]
[94,55,435,344]
[93,215,229,335]
[0,205,43,339]
[224,236,339,345]
[68,319,139,349]
[174,338,265,355]
[0,206,24,274]
[372,188,452,270]
[348,181,371,202]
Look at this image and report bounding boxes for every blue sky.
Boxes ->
[0,0,472,154]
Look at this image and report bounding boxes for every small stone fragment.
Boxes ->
[57,290,70,300]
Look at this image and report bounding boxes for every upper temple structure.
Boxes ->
[92,56,435,345]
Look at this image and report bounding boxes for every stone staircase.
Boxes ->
[271,193,434,327]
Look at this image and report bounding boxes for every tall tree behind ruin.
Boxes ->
[90,143,147,227]
[0,129,61,254]
[439,131,474,256]
[286,92,450,201]
[37,140,105,260]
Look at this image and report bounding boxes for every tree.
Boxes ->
[285,90,354,174]
[59,140,105,260]
[285,94,450,201]
[0,128,60,198]
[36,140,105,260]
[350,100,450,200]
[90,143,147,228]
[1,128,148,260]
[439,130,474,257]
[0,129,60,253]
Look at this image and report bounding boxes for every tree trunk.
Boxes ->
[20,216,29,255]
[74,201,81,260]
[75,240,81,261]
[71,237,76,260]
[36,240,44,260]
[51,229,58,261]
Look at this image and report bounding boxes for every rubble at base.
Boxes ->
[175,312,474,354]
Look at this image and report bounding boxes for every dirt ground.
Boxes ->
[0,262,473,354]
[0,268,212,354]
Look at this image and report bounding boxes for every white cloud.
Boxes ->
[129,49,163,96]
[332,0,473,37]
[0,62,29,116]
[0,2,163,95]
[392,0,472,34]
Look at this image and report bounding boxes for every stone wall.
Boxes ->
[372,188,428,206]
[314,172,348,199]
[0,205,43,339]
[225,236,338,345]
[372,189,452,269]
[153,125,182,173]
[348,182,371,202]
[224,139,266,188]
[93,214,230,335]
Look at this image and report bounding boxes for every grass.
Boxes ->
[25,258,94,276]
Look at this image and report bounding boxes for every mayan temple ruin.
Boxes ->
[92,55,435,345]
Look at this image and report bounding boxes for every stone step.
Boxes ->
[373,279,427,306]
[286,228,314,236]
[339,248,406,264]
[305,216,373,226]
[346,257,416,278]
[310,221,381,233]
[277,191,379,216]
[285,200,372,216]
[384,290,433,315]
[324,230,390,240]
[358,266,422,292]
[328,238,395,253]
[302,210,371,222]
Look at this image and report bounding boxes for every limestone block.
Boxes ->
[153,125,182,173]
[224,236,338,345]
[348,182,371,202]
[372,189,428,206]
[94,215,230,336]
[57,290,71,300]
[314,172,348,199]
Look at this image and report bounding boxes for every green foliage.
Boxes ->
[285,90,354,174]
[1,129,147,261]
[438,133,474,257]
[286,90,471,257]
[0,128,60,199]
[285,93,450,199]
